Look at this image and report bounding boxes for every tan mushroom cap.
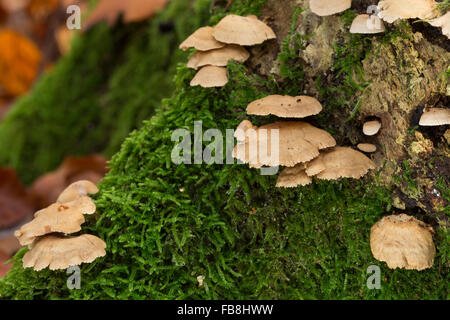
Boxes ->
[23,234,106,271]
[276,164,312,188]
[419,107,450,126]
[190,66,229,88]
[57,180,99,204]
[179,26,225,51]
[350,14,386,34]
[357,143,377,153]
[306,147,376,180]
[363,120,381,136]
[309,0,351,16]
[370,214,435,270]
[378,0,439,23]
[212,14,276,46]
[187,45,250,70]
[246,95,323,118]
[429,11,450,39]
[15,196,96,246]
[233,121,336,167]
[234,119,257,142]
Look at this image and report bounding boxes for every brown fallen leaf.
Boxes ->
[0,236,21,256]
[27,0,59,21]
[0,168,34,230]
[0,0,30,13]
[84,0,168,30]
[0,29,41,97]
[29,155,108,209]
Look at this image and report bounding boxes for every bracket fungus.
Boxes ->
[428,11,450,39]
[357,143,377,153]
[309,0,351,17]
[234,119,257,142]
[305,147,376,180]
[377,0,439,23]
[190,65,229,88]
[187,45,250,70]
[370,214,435,270]
[212,14,276,46]
[363,119,382,136]
[419,107,450,126]
[276,164,312,188]
[179,26,225,51]
[246,95,323,118]
[22,234,106,271]
[350,14,385,34]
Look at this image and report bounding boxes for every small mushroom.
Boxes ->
[212,14,276,46]
[246,95,323,118]
[306,147,376,180]
[276,164,312,188]
[234,119,256,142]
[428,11,450,39]
[179,26,225,51]
[14,196,96,246]
[350,14,385,34]
[233,121,336,167]
[377,0,439,23]
[419,107,450,126]
[309,0,351,16]
[22,234,106,271]
[363,119,381,136]
[187,45,250,70]
[57,180,99,204]
[370,214,435,270]
[190,65,228,88]
[357,143,377,153]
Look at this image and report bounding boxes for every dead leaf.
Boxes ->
[27,0,59,21]
[84,0,168,30]
[0,0,30,13]
[29,155,108,209]
[0,30,41,96]
[0,168,34,230]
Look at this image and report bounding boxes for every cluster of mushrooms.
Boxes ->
[14,180,106,271]
[310,0,449,38]
[232,95,376,188]
[179,14,276,87]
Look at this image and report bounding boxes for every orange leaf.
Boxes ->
[27,0,59,20]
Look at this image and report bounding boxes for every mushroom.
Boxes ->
[419,107,450,126]
[246,95,323,118]
[22,234,106,271]
[377,0,439,23]
[234,119,257,142]
[357,143,377,153]
[14,196,97,246]
[57,180,99,204]
[306,147,376,180]
[309,0,351,16]
[350,14,385,34]
[363,119,381,136]
[212,14,276,46]
[187,45,250,70]
[428,11,450,39]
[190,65,229,88]
[233,121,336,167]
[276,164,312,188]
[179,26,225,51]
[370,214,435,270]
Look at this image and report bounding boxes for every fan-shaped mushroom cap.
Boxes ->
[378,0,438,23]
[187,45,250,70]
[363,120,381,136]
[212,14,276,46]
[276,164,312,188]
[15,196,96,246]
[309,0,351,16]
[370,214,435,270]
[419,107,450,126]
[57,180,99,204]
[233,121,336,167]
[179,26,226,51]
[190,66,228,88]
[429,11,450,39]
[350,14,385,34]
[306,147,376,180]
[246,95,323,118]
[22,234,106,271]
[357,143,377,153]
[234,120,257,142]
